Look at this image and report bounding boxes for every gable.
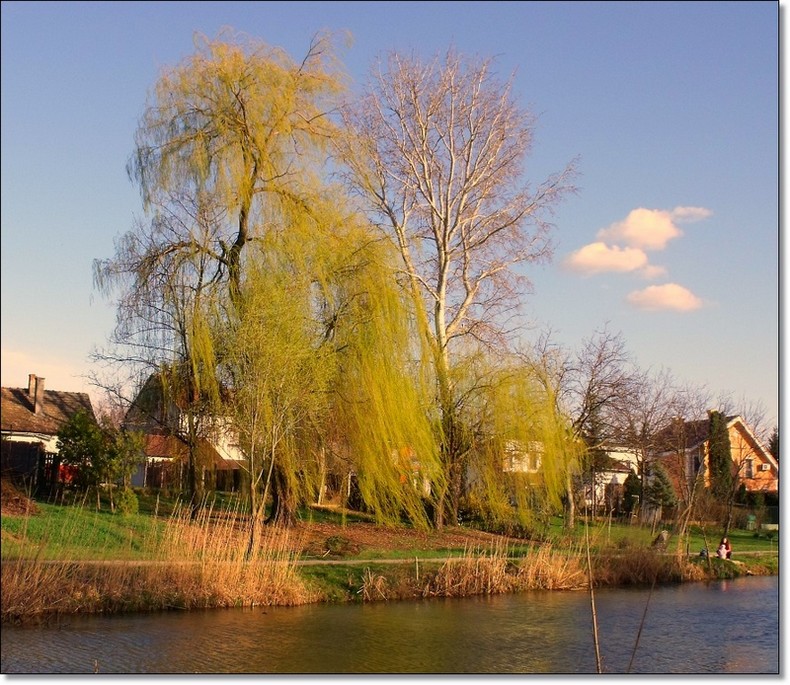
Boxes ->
[727,417,777,470]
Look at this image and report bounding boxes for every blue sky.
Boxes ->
[1,1,779,429]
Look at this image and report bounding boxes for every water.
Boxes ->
[1,576,778,674]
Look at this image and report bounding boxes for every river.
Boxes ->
[0,575,778,674]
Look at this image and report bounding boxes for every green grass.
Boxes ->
[1,500,165,561]
[1,489,778,563]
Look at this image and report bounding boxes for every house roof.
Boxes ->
[653,415,738,452]
[1,386,95,436]
[654,414,778,469]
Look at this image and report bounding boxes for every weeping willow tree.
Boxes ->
[127,29,347,305]
[217,197,442,530]
[460,353,579,532]
[95,30,348,510]
[323,227,442,529]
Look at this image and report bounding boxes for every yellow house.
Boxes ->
[658,414,778,503]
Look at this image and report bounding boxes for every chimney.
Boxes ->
[34,376,45,414]
[28,374,36,397]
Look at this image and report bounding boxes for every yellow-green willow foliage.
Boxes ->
[131,30,344,207]
[217,198,441,528]
[219,246,334,528]
[325,242,442,530]
[128,29,347,300]
[462,357,581,532]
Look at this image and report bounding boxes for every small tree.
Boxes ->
[645,462,677,510]
[57,411,106,508]
[57,411,145,511]
[103,420,146,489]
[623,471,641,515]
[768,427,778,460]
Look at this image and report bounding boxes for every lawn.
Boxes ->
[1,488,777,563]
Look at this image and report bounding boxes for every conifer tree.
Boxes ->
[645,462,677,510]
[707,410,733,502]
[623,471,641,515]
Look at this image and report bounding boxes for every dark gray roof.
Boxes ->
[1,386,96,436]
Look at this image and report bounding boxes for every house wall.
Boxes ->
[200,417,246,463]
[1,431,60,454]
[578,448,639,512]
[728,423,778,493]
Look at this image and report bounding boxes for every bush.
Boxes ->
[115,488,139,516]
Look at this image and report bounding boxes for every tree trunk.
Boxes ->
[565,470,575,528]
[268,462,297,527]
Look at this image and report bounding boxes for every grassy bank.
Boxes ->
[1,489,778,624]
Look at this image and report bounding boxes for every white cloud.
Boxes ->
[670,206,713,223]
[626,283,704,311]
[596,205,711,251]
[597,208,682,250]
[640,264,668,279]
[563,242,649,274]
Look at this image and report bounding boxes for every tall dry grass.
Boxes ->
[2,502,315,624]
[358,541,705,602]
[357,541,589,601]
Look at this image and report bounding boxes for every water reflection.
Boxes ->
[1,576,778,674]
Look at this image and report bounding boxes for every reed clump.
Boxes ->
[355,542,723,602]
[2,501,315,624]
[356,542,590,601]
[589,548,687,586]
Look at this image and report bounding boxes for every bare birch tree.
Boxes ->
[339,49,576,526]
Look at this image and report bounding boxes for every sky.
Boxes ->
[0,1,780,430]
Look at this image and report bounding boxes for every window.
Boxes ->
[744,460,754,479]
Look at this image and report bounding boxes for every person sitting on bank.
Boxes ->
[717,537,732,559]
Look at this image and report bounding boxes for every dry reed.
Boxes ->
[2,503,316,624]
[357,541,712,602]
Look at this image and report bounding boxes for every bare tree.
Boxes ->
[520,326,637,527]
[717,392,771,445]
[659,382,713,555]
[94,191,228,507]
[340,48,576,526]
[563,326,638,524]
[520,330,581,528]
[614,367,679,515]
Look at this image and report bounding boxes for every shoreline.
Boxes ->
[2,549,777,625]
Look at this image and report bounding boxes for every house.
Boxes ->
[654,414,778,504]
[582,446,640,514]
[1,373,97,489]
[122,373,244,491]
[502,440,543,474]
